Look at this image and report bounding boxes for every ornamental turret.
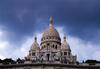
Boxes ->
[25,36,40,61]
[30,36,40,51]
[61,34,71,51]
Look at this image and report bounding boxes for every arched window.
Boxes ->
[47,43,49,46]
[53,44,54,48]
[32,53,35,56]
[64,52,67,55]
[44,45,45,48]
[68,52,70,55]
[55,45,57,49]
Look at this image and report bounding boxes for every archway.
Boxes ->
[47,54,50,61]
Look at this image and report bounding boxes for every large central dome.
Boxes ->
[43,17,60,38]
[43,27,59,39]
[41,17,61,45]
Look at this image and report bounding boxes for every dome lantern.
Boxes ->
[30,36,40,50]
[64,33,66,41]
[61,34,71,51]
[34,36,37,42]
[49,17,53,27]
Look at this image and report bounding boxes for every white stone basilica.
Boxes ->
[25,17,77,64]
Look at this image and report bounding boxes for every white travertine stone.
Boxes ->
[25,17,77,64]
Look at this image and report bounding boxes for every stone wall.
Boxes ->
[0,64,100,69]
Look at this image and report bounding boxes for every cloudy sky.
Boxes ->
[0,0,100,62]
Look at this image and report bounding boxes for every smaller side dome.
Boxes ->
[30,36,40,50]
[61,34,70,50]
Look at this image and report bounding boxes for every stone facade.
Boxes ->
[25,17,77,64]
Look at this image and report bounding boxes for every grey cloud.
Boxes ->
[0,0,100,45]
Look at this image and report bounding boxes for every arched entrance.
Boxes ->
[47,54,50,61]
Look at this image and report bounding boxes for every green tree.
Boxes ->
[2,58,15,64]
[0,59,2,63]
[16,58,22,63]
[85,60,98,63]
[16,58,25,64]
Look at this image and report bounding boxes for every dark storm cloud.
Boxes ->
[0,0,100,44]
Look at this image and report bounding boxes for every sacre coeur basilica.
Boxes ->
[1,17,100,69]
[25,17,77,64]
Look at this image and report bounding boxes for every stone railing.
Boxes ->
[0,63,100,69]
